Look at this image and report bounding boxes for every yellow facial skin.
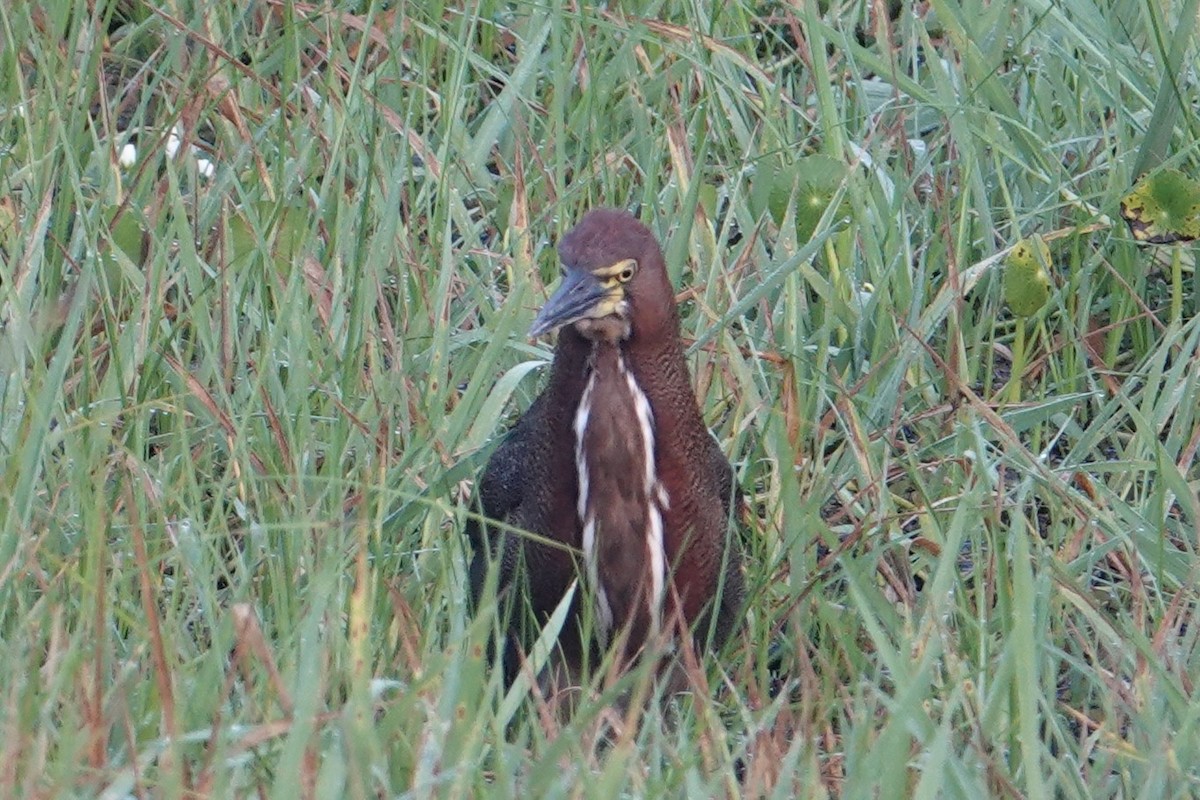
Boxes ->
[529,258,641,340]
[584,258,638,320]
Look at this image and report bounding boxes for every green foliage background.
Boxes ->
[0,0,1198,797]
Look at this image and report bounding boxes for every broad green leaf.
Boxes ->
[1004,234,1052,317]
[1120,168,1200,244]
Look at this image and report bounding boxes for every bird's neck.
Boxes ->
[556,323,708,462]
[572,341,670,646]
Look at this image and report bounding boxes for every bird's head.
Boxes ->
[529,209,674,343]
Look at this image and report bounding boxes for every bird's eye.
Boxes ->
[618,265,636,282]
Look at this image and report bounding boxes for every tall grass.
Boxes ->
[0,1,1197,797]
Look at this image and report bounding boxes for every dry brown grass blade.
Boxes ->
[385,585,425,676]
[781,359,802,456]
[1078,316,1127,396]
[164,353,270,477]
[230,711,340,754]
[608,13,773,86]
[149,5,289,102]
[365,91,441,179]
[257,382,292,470]
[123,464,189,792]
[206,76,275,200]
[522,650,564,742]
[274,0,398,54]
[231,604,295,718]
[10,185,54,302]
[301,255,335,333]
[86,519,109,774]
[509,136,534,282]
[664,87,694,198]
[904,321,1113,530]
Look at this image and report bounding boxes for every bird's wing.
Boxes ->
[465,432,524,546]
[707,431,739,523]
[464,395,549,546]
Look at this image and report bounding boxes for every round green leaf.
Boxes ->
[793,155,848,243]
[1004,234,1052,317]
[750,154,849,243]
[1120,168,1200,244]
[228,201,310,272]
[98,204,147,284]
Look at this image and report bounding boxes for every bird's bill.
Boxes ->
[529,268,622,338]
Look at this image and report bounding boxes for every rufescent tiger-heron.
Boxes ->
[466,208,744,690]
